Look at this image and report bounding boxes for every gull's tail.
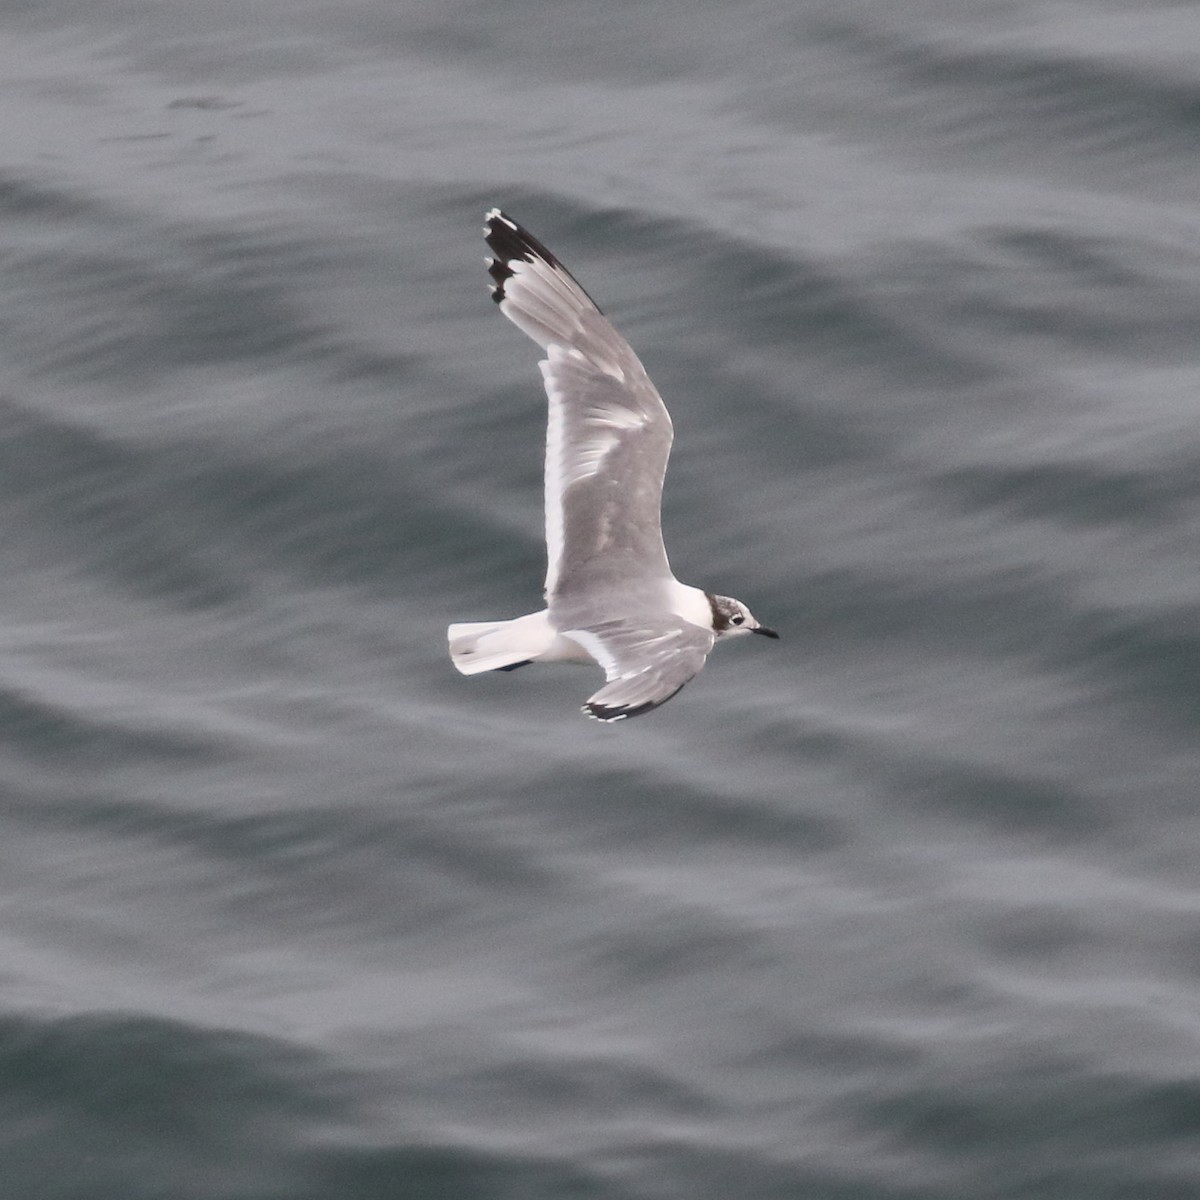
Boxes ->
[447,612,558,675]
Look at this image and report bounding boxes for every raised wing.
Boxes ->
[562,618,715,722]
[484,210,674,602]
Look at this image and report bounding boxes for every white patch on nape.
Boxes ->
[561,629,620,678]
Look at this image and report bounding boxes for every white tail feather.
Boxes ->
[447,612,559,675]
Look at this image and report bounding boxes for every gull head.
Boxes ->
[706,593,780,641]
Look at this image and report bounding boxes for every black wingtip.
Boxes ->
[581,683,686,723]
[484,208,564,274]
[486,255,512,303]
[482,208,604,314]
[583,701,639,723]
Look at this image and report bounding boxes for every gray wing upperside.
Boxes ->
[561,617,715,721]
[540,347,673,599]
[483,210,674,601]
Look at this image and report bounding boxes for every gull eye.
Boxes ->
[730,614,744,626]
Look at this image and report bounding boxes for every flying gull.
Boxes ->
[448,209,778,721]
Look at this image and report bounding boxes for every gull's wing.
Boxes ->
[562,618,715,722]
[484,210,674,603]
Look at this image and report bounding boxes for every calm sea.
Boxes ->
[2,2,1199,1197]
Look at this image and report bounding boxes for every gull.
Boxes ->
[448,209,778,721]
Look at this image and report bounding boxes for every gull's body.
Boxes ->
[448,210,777,721]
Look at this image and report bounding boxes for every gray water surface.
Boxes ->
[2,3,1199,1197]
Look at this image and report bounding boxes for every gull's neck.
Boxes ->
[667,580,715,632]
